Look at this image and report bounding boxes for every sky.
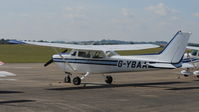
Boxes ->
[0,0,199,43]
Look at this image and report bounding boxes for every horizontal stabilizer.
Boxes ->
[181,63,195,68]
[147,63,178,69]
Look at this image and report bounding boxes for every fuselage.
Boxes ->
[53,54,161,74]
[53,53,199,74]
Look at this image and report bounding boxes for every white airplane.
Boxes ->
[0,61,16,78]
[180,46,199,77]
[25,31,191,85]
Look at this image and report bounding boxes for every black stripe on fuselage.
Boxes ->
[53,58,118,66]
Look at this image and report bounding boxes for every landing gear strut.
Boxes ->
[105,75,113,84]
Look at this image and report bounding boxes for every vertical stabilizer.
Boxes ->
[158,31,191,63]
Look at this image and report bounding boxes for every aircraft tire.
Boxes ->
[73,77,81,85]
[64,76,71,83]
[105,75,113,84]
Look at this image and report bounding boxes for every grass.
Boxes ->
[0,44,65,63]
[0,44,163,63]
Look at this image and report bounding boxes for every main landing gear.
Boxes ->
[64,72,90,85]
[63,72,113,85]
[71,75,113,85]
[64,75,81,85]
[73,77,81,85]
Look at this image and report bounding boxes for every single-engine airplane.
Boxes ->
[25,31,191,85]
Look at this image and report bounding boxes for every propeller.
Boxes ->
[44,59,54,67]
[44,49,68,67]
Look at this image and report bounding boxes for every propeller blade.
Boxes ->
[44,58,54,67]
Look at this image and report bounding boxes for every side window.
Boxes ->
[93,52,104,58]
[106,51,114,57]
[105,51,118,57]
[71,51,77,56]
[78,51,91,58]
[191,50,197,56]
[78,51,86,57]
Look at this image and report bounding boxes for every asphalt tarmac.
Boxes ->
[0,63,199,112]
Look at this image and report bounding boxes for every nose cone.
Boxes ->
[52,53,70,60]
[52,54,61,59]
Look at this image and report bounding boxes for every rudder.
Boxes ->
[158,31,191,63]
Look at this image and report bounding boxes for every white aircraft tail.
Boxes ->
[157,31,191,63]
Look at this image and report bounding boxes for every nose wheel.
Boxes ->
[105,75,113,84]
[64,75,71,83]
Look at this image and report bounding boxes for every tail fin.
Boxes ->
[158,31,191,63]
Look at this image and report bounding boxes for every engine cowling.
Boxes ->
[181,70,193,77]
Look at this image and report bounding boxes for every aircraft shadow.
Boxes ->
[166,87,199,91]
[0,91,24,94]
[46,81,189,91]
[0,100,35,104]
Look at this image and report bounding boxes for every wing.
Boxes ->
[187,46,199,50]
[24,41,159,51]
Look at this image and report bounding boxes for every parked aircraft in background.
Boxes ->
[0,61,16,78]
[181,46,199,77]
[0,61,4,66]
[25,31,191,85]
